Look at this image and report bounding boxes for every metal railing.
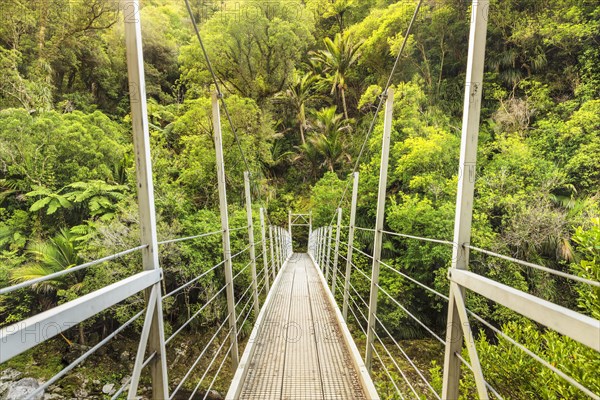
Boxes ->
[308,219,600,399]
[0,219,292,400]
[0,60,294,400]
[305,12,600,396]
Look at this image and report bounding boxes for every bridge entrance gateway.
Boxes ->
[1,0,599,399]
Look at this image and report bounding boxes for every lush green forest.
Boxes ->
[0,0,599,398]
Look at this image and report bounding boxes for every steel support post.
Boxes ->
[316,229,320,262]
[212,91,239,369]
[275,227,281,271]
[284,229,289,260]
[365,88,394,371]
[325,226,333,283]
[319,226,327,273]
[343,172,360,321]
[260,208,270,293]
[269,225,276,280]
[244,172,260,316]
[288,210,292,248]
[123,2,168,397]
[442,1,490,398]
[331,208,343,294]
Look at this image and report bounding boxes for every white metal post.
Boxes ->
[269,225,275,280]
[283,228,288,261]
[331,208,343,294]
[442,1,490,398]
[288,210,292,249]
[319,228,325,268]
[314,228,318,257]
[365,87,394,372]
[284,228,288,260]
[260,208,270,293]
[244,172,260,316]
[123,2,168,398]
[283,228,288,259]
[325,225,333,282]
[212,91,239,369]
[343,172,360,321]
[274,227,281,271]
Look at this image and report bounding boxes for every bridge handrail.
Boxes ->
[467,244,600,287]
[331,241,507,399]
[0,244,148,296]
[314,226,600,399]
[353,225,599,287]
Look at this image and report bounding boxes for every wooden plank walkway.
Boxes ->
[226,253,378,399]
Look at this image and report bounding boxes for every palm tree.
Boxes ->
[11,229,87,343]
[275,72,322,145]
[323,0,355,32]
[310,33,361,120]
[294,141,322,181]
[306,106,352,172]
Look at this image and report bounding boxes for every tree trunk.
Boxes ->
[299,123,306,145]
[79,324,85,345]
[341,88,349,120]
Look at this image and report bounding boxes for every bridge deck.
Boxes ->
[227,253,377,399]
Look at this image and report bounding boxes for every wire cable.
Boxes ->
[165,283,229,344]
[326,0,425,226]
[183,0,250,173]
[169,315,231,399]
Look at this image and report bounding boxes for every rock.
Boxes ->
[73,387,88,398]
[93,380,100,386]
[0,381,9,397]
[49,386,63,393]
[102,383,115,395]
[120,376,130,386]
[0,369,21,382]
[119,351,130,362]
[205,390,224,400]
[5,377,43,400]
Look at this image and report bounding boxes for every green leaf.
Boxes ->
[29,197,51,212]
[46,200,59,215]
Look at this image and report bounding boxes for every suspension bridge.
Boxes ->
[1,0,599,399]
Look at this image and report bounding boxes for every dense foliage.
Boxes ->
[0,0,598,398]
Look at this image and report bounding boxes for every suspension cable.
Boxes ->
[157,229,223,245]
[372,330,421,399]
[376,283,445,344]
[467,245,600,287]
[188,337,233,399]
[327,0,425,226]
[111,352,156,400]
[371,342,406,400]
[26,309,145,399]
[374,314,442,399]
[168,315,231,399]
[163,260,225,299]
[165,283,229,344]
